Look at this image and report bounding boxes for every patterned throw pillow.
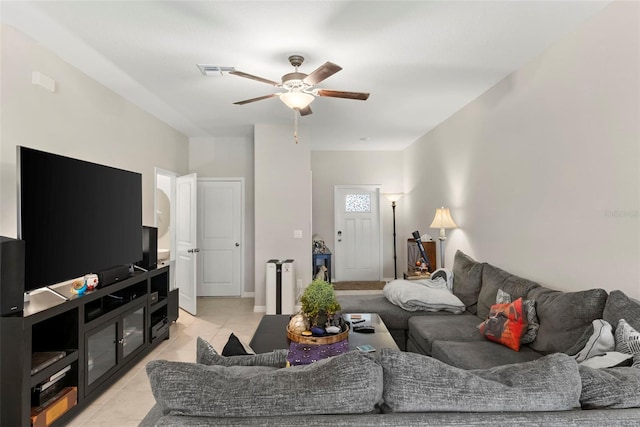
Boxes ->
[615,319,640,360]
[496,289,539,344]
[478,297,527,351]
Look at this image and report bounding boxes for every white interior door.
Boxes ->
[334,185,382,281]
[197,179,243,296]
[176,173,198,315]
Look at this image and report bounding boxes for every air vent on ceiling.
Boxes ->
[197,64,236,76]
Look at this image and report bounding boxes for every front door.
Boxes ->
[197,179,243,297]
[334,185,382,281]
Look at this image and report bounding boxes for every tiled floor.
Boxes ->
[67,297,265,427]
[67,290,378,426]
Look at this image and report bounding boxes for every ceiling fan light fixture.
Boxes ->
[280,91,314,110]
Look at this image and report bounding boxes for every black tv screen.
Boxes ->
[18,146,143,291]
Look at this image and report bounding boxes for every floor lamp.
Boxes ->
[385,194,403,279]
[430,207,457,268]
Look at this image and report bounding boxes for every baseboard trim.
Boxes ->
[242,291,255,298]
[253,305,266,313]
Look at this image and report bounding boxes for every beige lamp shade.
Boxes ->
[430,207,457,229]
[280,91,314,109]
[430,207,457,268]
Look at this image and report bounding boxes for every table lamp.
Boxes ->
[429,207,457,268]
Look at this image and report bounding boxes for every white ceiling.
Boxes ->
[2,1,610,151]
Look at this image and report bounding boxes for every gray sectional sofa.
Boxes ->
[339,250,640,369]
[140,251,640,426]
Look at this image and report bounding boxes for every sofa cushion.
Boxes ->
[431,340,542,370]
[579,365,640,409]
[603,290,640,333]
[407,312,485,355]
[451,250,484,314]
[528,287,608,354]
[478,298,527,351]
[477,264,540,320]
[147,350,383,418]
[196,337,288,368]
[379,349,580,412]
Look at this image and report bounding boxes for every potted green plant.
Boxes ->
[300,279,341,327]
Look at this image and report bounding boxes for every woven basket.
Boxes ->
[286,324,349,345]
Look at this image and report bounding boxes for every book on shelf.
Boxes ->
[31,386,77,427]
[36,365,71,392]
[31,351,66,375]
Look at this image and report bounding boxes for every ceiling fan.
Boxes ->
[230,55,369,116]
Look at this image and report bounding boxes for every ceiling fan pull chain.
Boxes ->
[294,110,299,144]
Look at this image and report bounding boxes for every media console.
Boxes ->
[0,265,176,427]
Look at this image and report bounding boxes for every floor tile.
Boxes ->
[69,297,261,425]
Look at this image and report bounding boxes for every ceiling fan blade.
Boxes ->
[229,70,280,87]
[303,62,342,85]
[317,89,370,100]
[298,105,313,116]
[233,93,279,105]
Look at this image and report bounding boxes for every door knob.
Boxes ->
[235,243,240,247]
[188,248,200,253]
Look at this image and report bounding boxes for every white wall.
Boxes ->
[1,25,189,238]
[403,1,639,299]
[311,151,404,279]
[189,135,255,294]
[254,124,312,311]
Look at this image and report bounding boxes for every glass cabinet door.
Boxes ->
[87,323,117,386]
[122,306,145,359]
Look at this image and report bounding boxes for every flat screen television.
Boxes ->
[18,146,143,292]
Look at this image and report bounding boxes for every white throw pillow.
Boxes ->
[573,319,615,363]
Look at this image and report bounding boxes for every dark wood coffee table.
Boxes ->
[249,313,399,353]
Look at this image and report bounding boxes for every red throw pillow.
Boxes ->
[478,297,527,351]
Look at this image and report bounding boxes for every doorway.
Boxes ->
[334,185,382,281]
[197,179,244,297]
[155,168,199,315]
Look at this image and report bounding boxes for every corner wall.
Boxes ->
[1,25,189,237]
[403,1,639,299]
[189,135,255,295]
[254,124,312,311]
